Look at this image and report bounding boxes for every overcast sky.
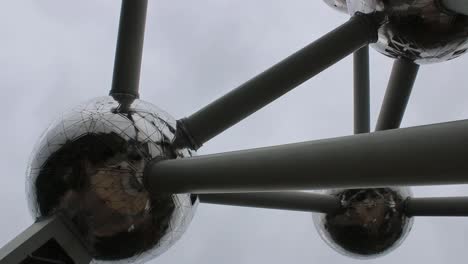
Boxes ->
[2,1,468,263]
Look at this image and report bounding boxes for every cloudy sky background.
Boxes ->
[1,1,468,263]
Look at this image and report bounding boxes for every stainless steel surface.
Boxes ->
[199,192,341,213]
[175,14,379,150]
[313,188,413,258]
[353,46,370,134]
[317,56,414,258]
[376,58,419,131]
[26,97,197,263]
[348,0,468,63]
[109,0,148,102]
[406,196,468,216]
[146,119,468,193]
[323,0,348,13]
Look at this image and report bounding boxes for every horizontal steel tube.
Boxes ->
[198,192,341,213]
[178,14,379,149]
[376,59,419,131]
[406,197,468,217]
[440,0,468,15]
[146,119,468,193]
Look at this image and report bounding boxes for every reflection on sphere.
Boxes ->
[322,0,348,13]
[313,188,413,258]
[347,0,468,63]
[26,96,197,263]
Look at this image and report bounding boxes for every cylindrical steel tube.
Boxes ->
[146,119,468,193]
[178,14,379,149]
[198,192,341,213]
[109,0,148,100]
[406,197,468,217]
[375,59,419,131]
[353,46,370,134]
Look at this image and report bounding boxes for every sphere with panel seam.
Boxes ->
[347,0,468,63]
[26,96,198,263]
[313,188,413,258]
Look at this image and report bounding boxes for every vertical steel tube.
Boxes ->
[198,192,341,213]
[353,46,370,134]
[375,59,419,131]
[406,197,468,217]
[109,0,148,101]
[177,14,379,149]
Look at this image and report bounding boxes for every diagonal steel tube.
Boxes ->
[375,59,419,131]
[353,46,370,134]
[201,35,372,217]
[198,192,341,213]
[175,14,380,149]
[405,197,468,217]
[109,0,148,102]
[146,119,468,194]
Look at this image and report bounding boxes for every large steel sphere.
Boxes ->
[313,188,413,258]
[348,0,468,63]
[323,0,348,13]
[26,96,197,263]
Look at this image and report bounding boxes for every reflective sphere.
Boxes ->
[313,188,413,258]
[26,96,197,263]
[323,0,348,13]
[348,0,468,63]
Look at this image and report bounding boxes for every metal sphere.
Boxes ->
[313,188,413,258]
[323,0,348,13]
[348,0,468,63]
[26,96,197,263]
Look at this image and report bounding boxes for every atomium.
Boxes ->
[26,96,197,263]
[2,1,468,263]
[313,188,413,258]
[336,0,468,64]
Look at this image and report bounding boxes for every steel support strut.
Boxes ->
[406,197,468,217]
[146,119,468,193]
[109,0,148,102]
[198,192,340,213]
[0,215,91,264]
[376,59,419,131]
[353,46,370,134]
[175,14,380,149]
